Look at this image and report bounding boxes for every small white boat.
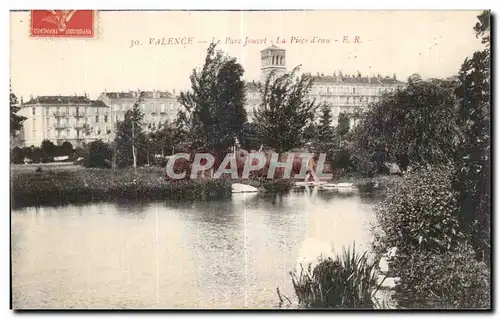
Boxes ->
[231,183,259,193]
[321,182,359,193]
[322,182,355,188]
[294,181,328,187]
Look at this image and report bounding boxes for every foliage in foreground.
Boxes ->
[290,245,380,309]
[452,10,491,261]
[373,166,491,309]
[392,244,490,309]
[373,166,465,257]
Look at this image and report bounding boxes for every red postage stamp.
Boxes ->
[30,10,95,38]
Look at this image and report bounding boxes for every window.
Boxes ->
[104,115,108,123]
[32,107,35,115]
[346,97,350,104]
[95,115,99,123]
[353,87,356,94]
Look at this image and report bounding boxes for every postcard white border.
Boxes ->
[2,1,498,318]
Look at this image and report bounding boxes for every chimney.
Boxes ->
[20,96,24,104]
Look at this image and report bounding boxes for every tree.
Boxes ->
[351,81,460,166]
[60,141,74,156]
[114,93,146,168]
[453,10,491,261]
[11,147,24,164]
[40,139,56,158]
[308,103,338,159]
[239,122,261,151]
[85,139,112,168]
[10,86,26,136]
[337,112,350,137]
[253,66,318,153]
[149,120,183,156]
[178,43,247,154]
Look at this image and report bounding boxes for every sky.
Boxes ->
[10,10,486,100]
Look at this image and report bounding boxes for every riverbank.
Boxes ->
[11,165,401,208]
[11,167,232,209]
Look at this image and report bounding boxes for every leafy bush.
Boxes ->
[11,147,24,164]
[261,178,293,193]
[84,140,113,168]
[392,245,490,309]
[290,245,380,309]
[373,166,465,257]
[351,80,460,166]
[373,165,491,309]
[11,168,232,208]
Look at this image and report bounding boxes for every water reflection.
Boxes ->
[11,192,381,309]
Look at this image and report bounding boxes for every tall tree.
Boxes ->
[10,86,26,136]
[337,112,350,137]
[253,66,318,153]
[114,92,146,168]
[148,120,185,156]
[313,103,337,153]
[453,10,491,261]
[178,43,247,154]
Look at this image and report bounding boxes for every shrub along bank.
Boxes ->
[11,167,232,209]
[372,166,490,308]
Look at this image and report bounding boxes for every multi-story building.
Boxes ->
[16,45,405,147]
[97,90,181,140]
[246,45,406,128]
[18,95,111,147]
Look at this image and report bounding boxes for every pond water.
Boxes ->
[11,191,381,309]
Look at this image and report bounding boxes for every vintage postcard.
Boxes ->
[10,10,491,310]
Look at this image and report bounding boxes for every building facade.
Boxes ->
[18,95,111,147]
[16,45,405,147]
[246,45,406,128]
[96,90,181,141]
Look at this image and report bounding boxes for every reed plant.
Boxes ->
[290,244,382,309]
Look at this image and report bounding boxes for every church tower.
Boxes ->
[260,45,286,83]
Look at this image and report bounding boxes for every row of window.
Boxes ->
[31,106,106,117]
[312,86,398,95]
[41,115,109,126]
[45,127,112,138]
[112,102,178,112]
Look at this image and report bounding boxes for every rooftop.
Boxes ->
[245,81,260,91]
[311,72,405,85]
[261,44,285,52]
[23,95,93,105]
[103,90,174,99]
